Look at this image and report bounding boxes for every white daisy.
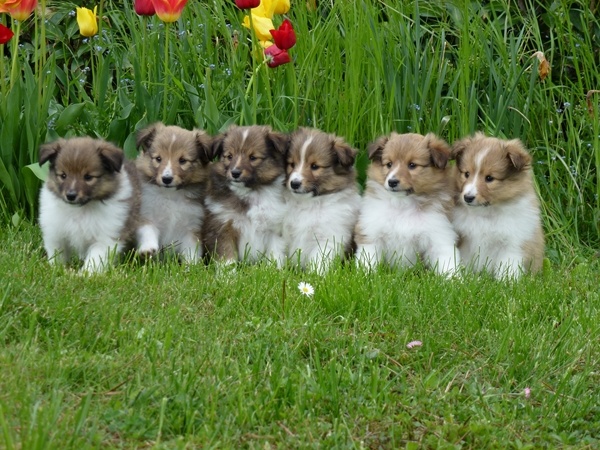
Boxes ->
[406,340,422,349]
[298,281,314,297]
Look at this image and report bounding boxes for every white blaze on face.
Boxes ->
[240,129,249,147]
[290,136,313,188]
[161,133,178,179]
[463,147,490,198]
[162,160,173,179]
[384,163,401,190]
[232,129,250,171]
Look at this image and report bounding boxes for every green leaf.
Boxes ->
[54,103,86,136]
[23,162,48,182]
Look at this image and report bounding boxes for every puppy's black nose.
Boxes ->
[66,191,77,202]
[231,169,242,179]
[388,179,399,188]
[290,180,301,190]
[162,176,173,185]
[464,195,475,204]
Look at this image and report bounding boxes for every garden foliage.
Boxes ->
[0,0,598,259]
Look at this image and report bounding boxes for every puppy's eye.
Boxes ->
[310,163,319,170]
[83,174,93,181]
[464,171,470,179]
[179,158,187,164]
[155,156,162,163]
[408,162,417,170]
[226,154,232,160]
[249,155,257,161]
[288,162,295,169]
[59,173,67,180]
[385,162,392,169]
[485,175,494,183]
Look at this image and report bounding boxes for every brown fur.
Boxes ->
[203,125,288,260]
[39,136,141,245]
[451,133,544,274]
[365,132,452,209]
[136,122,213,187]
[285,127,358,195]
[451,132,534,207]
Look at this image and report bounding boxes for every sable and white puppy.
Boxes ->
[203,125,289,265]
[355,132,459,275]
[283,127,361,273]
[451,133,544,278]
[38,137,141,273]
[135,122,213,263]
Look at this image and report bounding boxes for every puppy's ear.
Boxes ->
[367,135,389,162]
[98,141,124,173]
[267,130,289,155]
[450,136,472,166]
[425,133,451,169]
[39,140,63,166]
[136,123,163,152]
[332,136,357,170]
[194,130,214,164]
[505,139,532,171]
[211,133,226,158]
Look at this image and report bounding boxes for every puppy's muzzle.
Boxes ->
[290,179,302,190]
[230,168,242,180]
[387,178,399,189]
[464,195,475,204]
[162,175,174,186]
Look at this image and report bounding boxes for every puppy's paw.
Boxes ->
[138,245,159,259]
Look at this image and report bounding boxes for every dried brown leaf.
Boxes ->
[532,51,550,81]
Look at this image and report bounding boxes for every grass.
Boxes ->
[1,222,599,448]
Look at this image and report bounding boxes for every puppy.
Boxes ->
[38,137,141,273]
[355,132,459,275]
[135,122,213,263]
[451,133,544,278]
[282,127,361,273]
[203,125,288,265]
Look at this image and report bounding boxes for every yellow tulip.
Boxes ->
[248,0,290,20]
[242,14,275,42]
[76,6,98,37]
[272,0,290,15]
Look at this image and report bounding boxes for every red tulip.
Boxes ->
[0,24,14,44]
[4,0,37,21]
[235,0,260,9]
[135,0,155,16]
[151,0,187,22]
[264,44,290,68]
[269,18,295,50]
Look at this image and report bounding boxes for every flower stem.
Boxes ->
[162,23,170,122]
[37,0,47,109]
[247,12,258,124]
[9,20,21,89]
[0,15,6,98]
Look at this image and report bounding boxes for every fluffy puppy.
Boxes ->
[282,127,361,273]
[451,133,544,278]
[135,122,213,263]
[203,125,289,265]
[355,132,459,275]
[38,137,141,273]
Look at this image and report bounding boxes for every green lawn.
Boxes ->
[1,222,598,448]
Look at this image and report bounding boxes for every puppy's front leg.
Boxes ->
[494,252,524,280]
[179,233,203,264]
[44,238,70,266]
[355,243,380,271]
[137,223,160,257]
[83,242,118,273]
